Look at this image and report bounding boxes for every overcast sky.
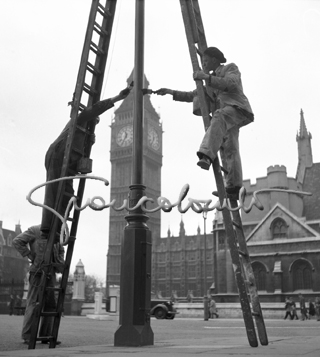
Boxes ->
[1,0,319,280]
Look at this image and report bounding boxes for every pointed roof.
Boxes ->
[246,202,319,243]
[114,70,160,121]
[179,216,185,236]
[297,109,312,140]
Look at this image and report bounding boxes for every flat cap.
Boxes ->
[203,47,227,63]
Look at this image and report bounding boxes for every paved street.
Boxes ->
[1,315,320,356]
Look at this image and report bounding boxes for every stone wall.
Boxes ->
[174,302,293,319]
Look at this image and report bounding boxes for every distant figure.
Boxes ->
[13,225,64,344]
[41,84,133,239]
[8,295,14,316]
[290,298,299,320]
[283,297,292,320]
[209,297,219,319]
[315,297,320,321]
[299,293,307,321]
[15,295,22,315]
[309,299,316,319]
[154,47,254,199]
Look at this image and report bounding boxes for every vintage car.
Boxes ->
[150,299,178,319]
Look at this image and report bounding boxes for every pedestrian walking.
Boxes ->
[208,297,219,319]
[290,298,299,320]
[283,297,292,320]
[299,293,307,321]
[315,297,320,321]
[8,295,15,316]
[309,299,316,319]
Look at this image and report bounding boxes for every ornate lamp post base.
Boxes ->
[114,188,154,346]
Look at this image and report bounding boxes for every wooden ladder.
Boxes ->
[179,0,268,347]
[28,0,117,349]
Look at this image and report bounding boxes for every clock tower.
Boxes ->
[106,72,162,292]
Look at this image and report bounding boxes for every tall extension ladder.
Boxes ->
[28,0,117,349]
[179,0,268,347]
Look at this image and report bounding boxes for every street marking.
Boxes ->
[168,345,243,349]
[204,326,320,329]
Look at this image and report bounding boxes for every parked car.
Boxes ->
[150,299,178,319]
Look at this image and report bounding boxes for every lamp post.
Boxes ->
[114,0,154,347]
[203,211,209,321]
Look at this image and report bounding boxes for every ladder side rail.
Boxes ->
[28,0,103,349]
[50,0,119,346]
[179,0,257,347]
[61,0,101,178]
[179,0,210,130]
[191,0,207,52]
[44,0,101,250]
[230,200,268,346]
[212,160,258,347]
[88,0,118,105]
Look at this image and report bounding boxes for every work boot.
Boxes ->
[197,155,211,170]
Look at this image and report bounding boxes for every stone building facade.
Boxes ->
[152,110,320,301]
[0,221,29,313]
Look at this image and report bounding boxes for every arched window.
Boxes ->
[252,262,267,291]
[271,218,288,239]
[292,260,313,291]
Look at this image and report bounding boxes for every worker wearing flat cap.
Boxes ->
[152,47,254,198]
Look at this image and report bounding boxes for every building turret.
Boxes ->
[72,259,85,300]
[179,217,185,237]
[296,109,313,184]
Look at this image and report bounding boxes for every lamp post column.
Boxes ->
[203,211,209,321]
[114,0,154,347]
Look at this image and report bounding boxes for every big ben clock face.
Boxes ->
[116,125,133,147]
[148,126,160,150]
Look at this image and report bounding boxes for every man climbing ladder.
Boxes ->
[155,45,254,199]
[27,0,122,349]
[148,0,268,348]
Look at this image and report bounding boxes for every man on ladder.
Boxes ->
[154,46,254,199]
[40,84,133,240]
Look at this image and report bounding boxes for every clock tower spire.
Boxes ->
[106,71,163,292]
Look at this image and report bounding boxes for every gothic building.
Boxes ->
[0,221,27,283]
[106,73,163,291]
[151,110,320,301]
[0,221,28,313]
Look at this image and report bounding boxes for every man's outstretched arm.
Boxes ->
[77,82,134,125]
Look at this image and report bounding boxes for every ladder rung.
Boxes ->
[83,83,97,96]
[87,61,101,75]
[79,103,86,111]
[220,166,228,174]
[94,22,109,37]
[69,236,76,242]
[72,147,83,155]
[232,220,241,229]
[238,250,247,258]
[76,125,91,134]
[46,286,62,292]
[90,41,105,56]
[63,191,75,198]
[37,336,54,342]
[98,3,112,17]
[251,311,260,317]
[40,312,59,317]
